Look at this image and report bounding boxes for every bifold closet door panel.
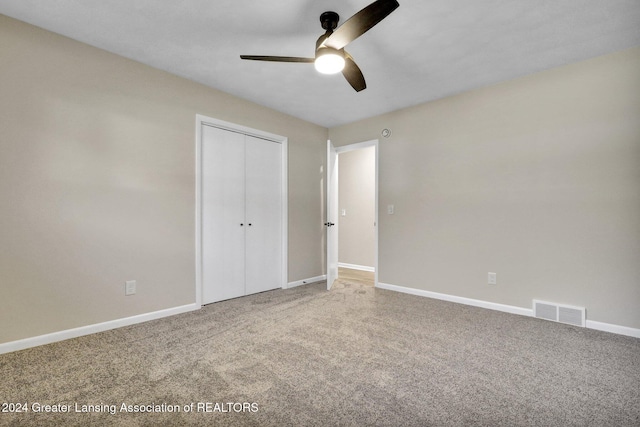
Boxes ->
[244,135,282,295]
[202,125,246,304]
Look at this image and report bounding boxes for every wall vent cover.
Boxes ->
[533,300,585,327]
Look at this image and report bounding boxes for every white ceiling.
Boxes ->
[2,0,640,128]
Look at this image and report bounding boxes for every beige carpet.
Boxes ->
[1,280,639,426]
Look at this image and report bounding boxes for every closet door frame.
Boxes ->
[195,114,288,306]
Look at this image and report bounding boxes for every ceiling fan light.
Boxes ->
[315,48,345,74]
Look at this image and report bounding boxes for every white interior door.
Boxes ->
[202,125,246,304]
[197,115,288,306]
[326,140,339,290]
[245,135,282,295]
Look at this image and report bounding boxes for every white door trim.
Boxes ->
[195,114,288,306]
[326,140,339,290]
[328,139,379,288]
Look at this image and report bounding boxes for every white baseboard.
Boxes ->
[586,320,640,338]
[376,282,640,339]
[0,303,200,355]
[338,262,375,272]
[376,282,532,317]
[287,275,327,288]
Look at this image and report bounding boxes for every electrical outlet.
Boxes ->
[125,280,136,296]
[387,204,394,215]
[488,272,497,285]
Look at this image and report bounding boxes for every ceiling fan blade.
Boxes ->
[240,55,314,63]
[342,52,366,92]
[323,0,399,50]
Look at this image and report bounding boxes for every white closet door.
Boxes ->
[202,126,246,304]
[244,135,282,295]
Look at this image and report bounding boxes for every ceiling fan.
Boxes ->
[240,0,400,92]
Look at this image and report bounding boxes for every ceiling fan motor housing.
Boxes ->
[315,13,345,75]
[320,11,340,31]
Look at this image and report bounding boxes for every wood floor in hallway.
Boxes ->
[338,267,374,286]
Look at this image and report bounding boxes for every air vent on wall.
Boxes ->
[533,300,586,327]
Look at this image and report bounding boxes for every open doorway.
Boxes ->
[326,139,378,290]
[337,145,376,286]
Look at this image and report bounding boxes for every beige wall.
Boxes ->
[329,47,640,329]
[0,15,326,344]
[338,146,375,268]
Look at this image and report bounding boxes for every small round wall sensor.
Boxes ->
[381,128,392,138]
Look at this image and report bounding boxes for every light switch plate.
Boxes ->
[387,204,394,215]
